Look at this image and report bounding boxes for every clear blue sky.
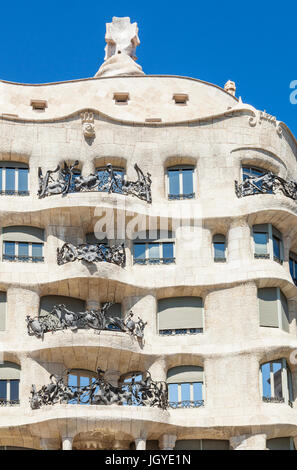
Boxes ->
[1,0,296,136]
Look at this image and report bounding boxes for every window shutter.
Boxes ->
[0,362,20,380]
[0,292,6,331]
[280,290,290,333]
[158,297,203,330]
[175,440,202,450]
[258,288,279,327]
[202,440,229,450]
[167,366,203,384]
[267,438,293,450]
[40,296,85,316]
[2,226,44,243]
[106,303,122,319]
[0,162,28,169]
[213,234,225,243]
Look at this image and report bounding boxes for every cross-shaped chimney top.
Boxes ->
[104,16,140,61]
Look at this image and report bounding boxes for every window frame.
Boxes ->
[252,224,283,264]
[258,287,290,332]
[3,241,44,263]
[289,251,297,286]
[212,234,227,262]
[0,163,29,196]
[166,165,196,200]
[260,358,293,406]
[133,240,175,265]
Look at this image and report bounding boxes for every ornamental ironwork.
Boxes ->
[30,368,168,410]
[26,304,147,340]
[168,400,204,409]
[0,399,20,407]
[57,242,126,267]
[235,171,297,200]
[38,161,152,203]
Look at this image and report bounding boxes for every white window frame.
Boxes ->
[0,165,29,195]
[166,165,197,200]
[2,241,44,262]
[252,224,284,263]
[133,241,175,264]
[168,378,205,407]
[260,358,293,405]
[0,379,20,404]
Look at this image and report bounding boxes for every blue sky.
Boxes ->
[1,0,296,136]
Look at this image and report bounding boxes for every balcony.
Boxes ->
[168,193,195,200]
[168,400,204,409]
[3,255,44,263]
[0,399,20,406]
[0,190,29,196]
[235,172,297,201]
[134,258,175,265]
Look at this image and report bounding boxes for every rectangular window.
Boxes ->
[18,242,29,261]
[168,167,195,199]
[0,380,7,401]
[5,168,15,194]
[18,168,28,194]
[254,232,268,256]
[4,241,15,261]
[32,243,43,261]
[134,243,146,265]
[10,380,19,402]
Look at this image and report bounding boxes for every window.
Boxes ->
[266,437,295,450]
[242,166,273,193]
[67,369,97,404]
[158,297,203,335]
[167,366,204,408]
[0,362,20,405]
[40,296,85,317]
[0,292,7,331]
[260,359,293,406]
[120,372,144,406]
[172,94,189,105]
[253,224,283,263]
[113,93,129,104]
[2,226,44,262]
[0,162,29,196]
[175,440,229,450]
[289,252,297,286]
[97,166,124,194]
[134,242,174,265]
[167,165,195,200]
[30,100,47,111]
[258,287,290,332]
[213,234,226,262]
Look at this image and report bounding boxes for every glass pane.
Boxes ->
[261,363,271,398]
[162,243,174,262]
[254,232,268,255]
[181,383,191,402]
[0,380,7,400]
[214,242,225,259]
[18,242,29,259]
[79,375,91,404]
[289,258,294,279]
[272,362,283,399]
[168,383,178,403]
[193,382,203,401]
[18,169,28,193]
[134,244,146,263]
[10,380,19,402]
[4,242,15,259]
[148,243,160,261]
[32,243,43,260]
[168,170,180,196]
[68,374,78,404]
[5,168,15,192]
[0,168,2,192]
[182,169,194,195]
[243,167,264,179]
[97,168,123,193]
[273,236,281,260]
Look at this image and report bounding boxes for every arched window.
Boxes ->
[253,224,283,264]
[258,287,290,332]
[242,166,273,193]
[0,362,20,405]
[2,226,44,263]
[67,369,97,404]
[0,162,29,196]
[133,230,175,265]
[96,166,125,194]
[266,437,295,450]
[212,234,226,262]
[167,366,204,408]
[39,295,86,317]
[260,359,293,406]
[158,297,203,335]
[166,165,195,200]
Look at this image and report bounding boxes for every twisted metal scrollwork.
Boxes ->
[30,368,168,410]
[235,171,297,200]
[57,242,126,267]
[26,304,146,340]
[38,162,152,203]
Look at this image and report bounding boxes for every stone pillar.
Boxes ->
[229,434,267,450]
[288,300,297,336]
[283,234,292,274]
[104,370,121,387]
[7,287,40,348]
[135,437,146,450]
[62,435,74,451]
[113,440,131,450]
[122,293,157,339]
[86,279,101,311]
[148,357,167,382]
[81,159,95,177]
[227,217,251,263]
[159,434,177,450]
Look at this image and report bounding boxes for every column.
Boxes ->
[135,437,146,450]
[227,217,251,263]
[62,435,74,451]
[122,293,157,338]
[229,434,267,450]
[159,434,177,450]
[148,357,167,383]
[113,440,131,450]
[81,160,95,177]
[104,370,121,387]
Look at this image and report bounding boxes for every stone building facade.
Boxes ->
[0,17,297,450]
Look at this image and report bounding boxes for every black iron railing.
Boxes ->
[254,253,270,259]
[168,400,204,409]
[134,258,175,265]
[168,193,195,200]
[0,399,20,406]
[0,190,29,196]
[3,255,44,263]
[262,396,293,407]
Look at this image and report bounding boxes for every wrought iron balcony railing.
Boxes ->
[214,257,226,263]
[26,304,146,340]
[168,400,204,409]
[235,172,297,201]
[168,193,195,200]
[262,396,293,408]
[30,369,168,410]
[0,399,20,406]
[38,161,152,203]
[57,242,126,267]
[3,255,44,263]
[159,328,203,335]
[0,190,29,196]
[254,253,270,260]
[134,257,175,265]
